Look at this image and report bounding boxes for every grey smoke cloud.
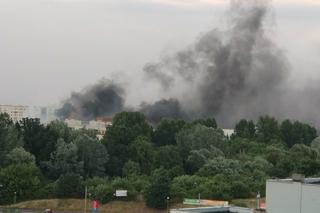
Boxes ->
[56,0,319,127]
[140,98,186,123]
[143,0,288,126]
[56,79,125,120]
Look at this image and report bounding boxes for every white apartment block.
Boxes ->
[64,119,84,130]
[0,104,58,124]
[0,105,28,122]
[64,118,112,139]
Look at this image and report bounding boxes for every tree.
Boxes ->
[228,137,273,159]
[129,136,154,175]
[185,147,224,174]
[74,134,108,178]
[192,118,217,129]
[256,116,280,143]
[176,124,226,160]
[199,175,232,200]
[122,160,140,177]
[44,139,83,179]
[153,119,186,146]
[90,184,114,204]
[6,147,36,166]
[18,118,58,164]
[145,168,171,209]
[102,112,152,176]
[0,164,41,204]
[47,120,73,143]
[153,145,183,171]
[311,137,320,150]
[286,144,320,176]
[280,120,317,147]
[264,145,286,166]
[243,157,272,175]
[234,119,255,139]
[0,113,22,166]
[55,173,83,198]
[197,157,243,177]
[170,175,207,201]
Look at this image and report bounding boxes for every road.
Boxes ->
[0,209,82,213]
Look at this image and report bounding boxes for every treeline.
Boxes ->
[0,112,319,209]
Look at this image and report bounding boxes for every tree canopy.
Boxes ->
[0,112,319,207]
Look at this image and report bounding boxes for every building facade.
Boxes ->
[266,177,320,213]
[0,105,28,122]
[0,104,58,124]
[64,118,112,139]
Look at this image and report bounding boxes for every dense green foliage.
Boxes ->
[0,112,319,209]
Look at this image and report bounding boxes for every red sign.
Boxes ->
[93,200,99,209]
[259,202,266,209]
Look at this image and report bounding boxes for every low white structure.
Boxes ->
[222,129,234,137]
[64,118,112,139]
[266,176,320,213]
[65,119,84,130]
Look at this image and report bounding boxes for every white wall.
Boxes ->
[266,181,301,213]
[267,180,320,213]
[229,207,254,213]
[301,184,320,213]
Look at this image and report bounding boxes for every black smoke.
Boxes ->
[56,0,320,128]
[144,0,288,126]
[56,80,125,121]
[140,99,186,123]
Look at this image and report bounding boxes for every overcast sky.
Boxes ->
[0,0,319,106]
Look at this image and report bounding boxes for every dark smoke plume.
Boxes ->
[56,79,125,121]
[57,0,320,128]
[140,99,186,123]
[144,0,288,126]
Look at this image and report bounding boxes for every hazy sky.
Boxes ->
[0,0,319,106]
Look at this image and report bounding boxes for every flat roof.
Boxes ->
[267,178,320,185]
[171,206,253,213]
[171,207,230,213]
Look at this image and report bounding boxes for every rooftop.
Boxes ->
[268,177,320,185]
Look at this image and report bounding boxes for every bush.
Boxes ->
[90,184,114,204]
[145,168,171,209]
[36,182,57,199]
[55,173,83,198]
[170,175,207,202]
[0,164,41,204]
[85,177,109,188]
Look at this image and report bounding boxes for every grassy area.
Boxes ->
[231,198,265,208]
[6,199,189,213]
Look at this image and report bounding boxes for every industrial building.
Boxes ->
[266,175,320,213]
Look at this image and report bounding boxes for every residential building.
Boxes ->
[64,117,112,139]
[0,105,28,122]
[65,119,84,130]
